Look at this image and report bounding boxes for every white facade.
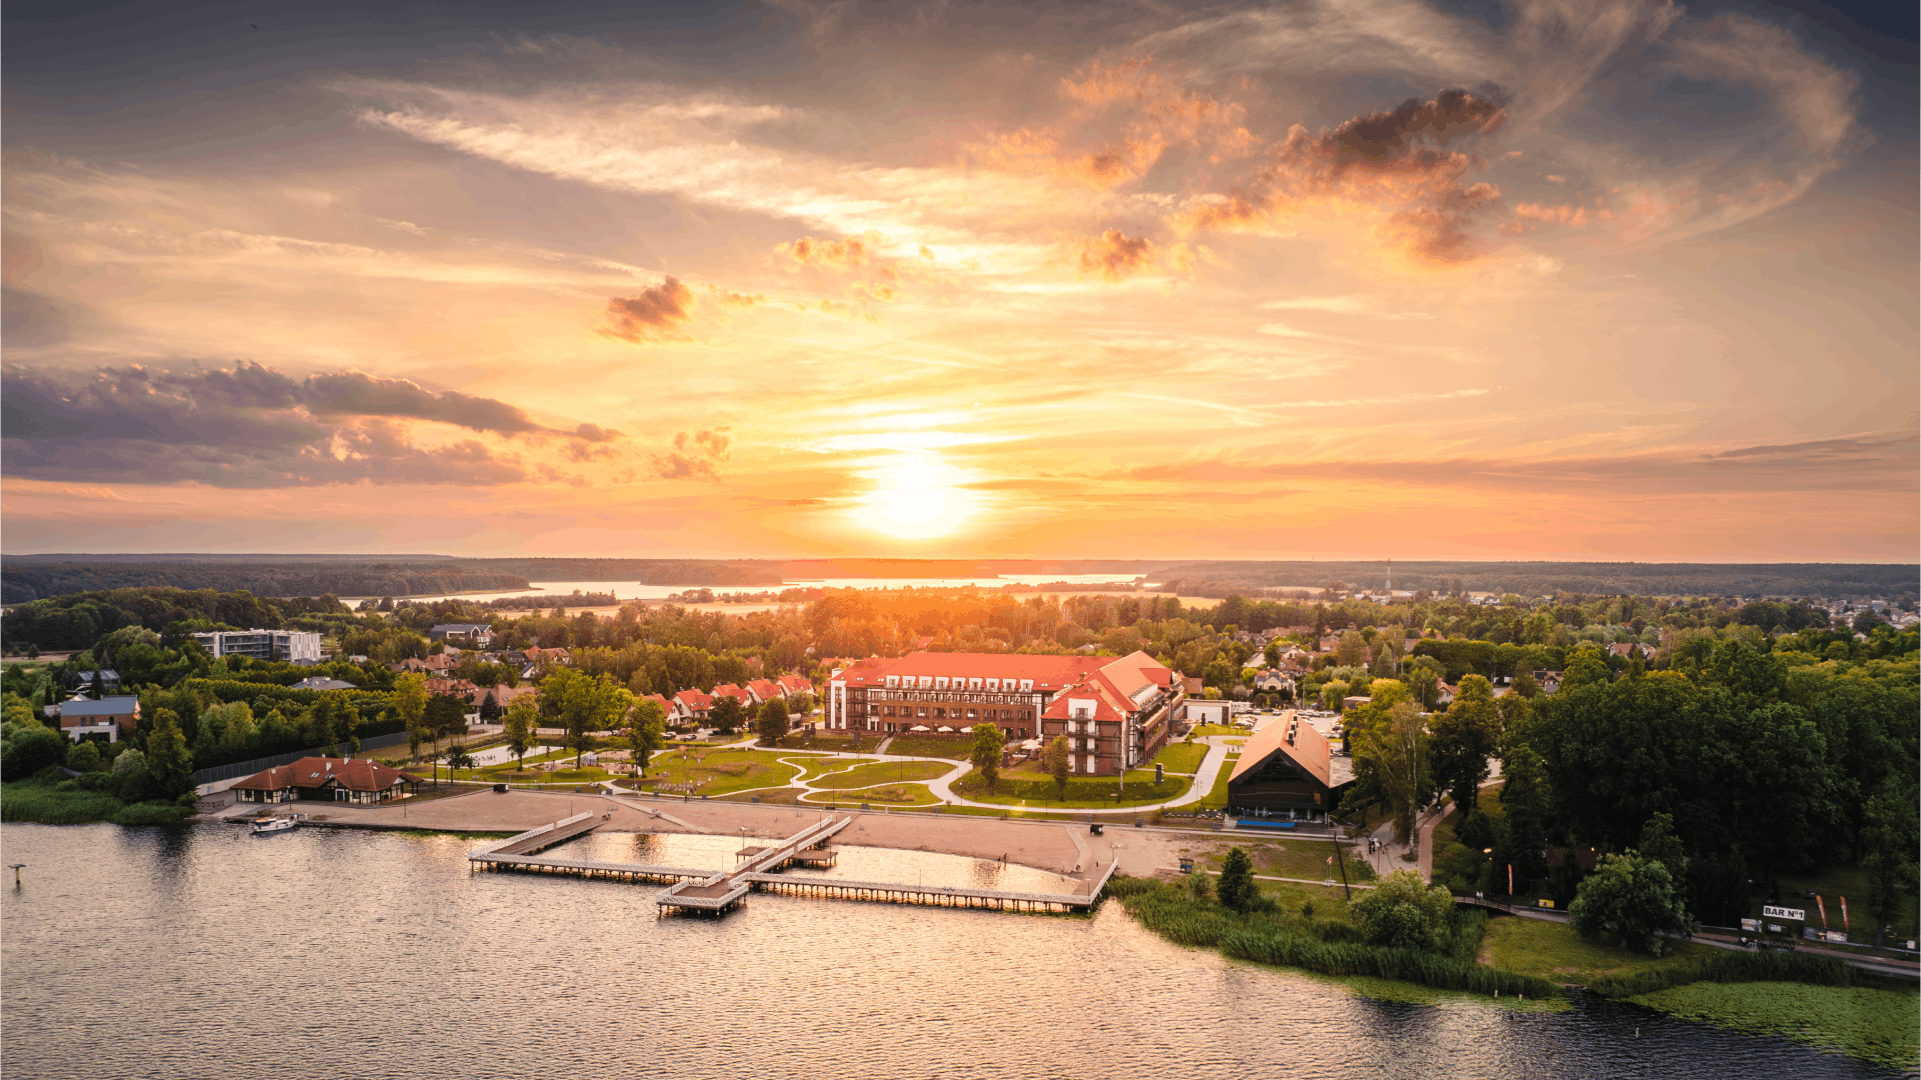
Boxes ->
[191,629,324,664]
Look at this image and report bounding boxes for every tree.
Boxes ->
[503,698,540,771]
[144,708,195,799]
[1354,700,1428,846]
[1569,851,1689,955]
[1351,869,1453,950]
[1510,669,1539,698]
[1217,847,1259,912]
[2,727,67,780]
[423,695,467,757]
[1486,745,1550,897]
[65,739,103,773]
[970,723,1005,793]
[1637,811,1688,909]
[1406,659,1442,710]
[625,698,667,776]
[1861,773,1920,934]
[1043,735,1070,800]
[88,661,104,700]
[709,696,746,735]
[546,667,634,767]
[391,673,428,762]
[756,698,790,746]
[444,744,474,774]
[1428,675,1498,813]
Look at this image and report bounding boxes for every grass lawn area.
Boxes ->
[1150,741,1208,774]
[952,766,1192,808]
[715,787,807,804]
[786,756,879,782]
[475,767,616,785]
[802,782,941,807]
[1757,863,1920,942]
[773,732,878,753]
[1196,755,1239,808]
[1631,982,1919,1071]
[630,748,802,796]
[1189,724,1239,736]
[881,734,973,760]
[1476,914,1716,985]
[1196,837,1375,881]
[809,760,953,789]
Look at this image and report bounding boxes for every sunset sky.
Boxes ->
[3,0,1915,561]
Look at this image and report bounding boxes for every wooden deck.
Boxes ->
[465,813,1118,918]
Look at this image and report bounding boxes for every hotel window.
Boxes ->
[933,707,946,719]
[882,706,896,717]
[916,707,928,718]
[966,709,978,719]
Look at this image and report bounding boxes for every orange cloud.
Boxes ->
[780,235,871,268]
[602,277,694,343]
[1076,228,1156,282]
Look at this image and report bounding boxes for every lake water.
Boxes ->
[378,573,1157,605]
[0,823,1901,1079]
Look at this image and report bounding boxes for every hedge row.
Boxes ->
[1587,949,1909,998]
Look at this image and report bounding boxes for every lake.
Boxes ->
[0,823,1900,1079]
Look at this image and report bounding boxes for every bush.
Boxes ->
[1352,869,1455,950]
[2,729,69,781]
[113,802,190,826]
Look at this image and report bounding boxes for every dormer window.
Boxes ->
[934,676,949,690]
[886,675,899,688]
[985,678,1000,691]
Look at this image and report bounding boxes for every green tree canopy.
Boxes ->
[1351,869,1453,951]
[1568,851,1689,955]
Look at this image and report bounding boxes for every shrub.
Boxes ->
[2,728,69,781]
[1351,869,1455,951]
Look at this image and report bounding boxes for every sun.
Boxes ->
[855,454,974,540]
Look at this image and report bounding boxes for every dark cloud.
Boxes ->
[1179,88,1509,263]
[0,362,622,488]
[602,277,695,343]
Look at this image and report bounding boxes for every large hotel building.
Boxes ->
[825,651,1186,777]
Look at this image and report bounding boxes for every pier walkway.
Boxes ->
[466,812,1119,918]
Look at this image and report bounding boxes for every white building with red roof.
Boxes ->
[711,683,756,710]
[826,650,1185,775]
[776,673,813,698]
[745,679,783,705]
[671,689,714,722]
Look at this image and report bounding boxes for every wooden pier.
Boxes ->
[465,812,1120,918]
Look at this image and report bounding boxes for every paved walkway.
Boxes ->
[600,734,1241,817]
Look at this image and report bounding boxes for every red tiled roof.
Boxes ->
[673,689,713,709]
[747,679,781,699]
[232,756,422,794]
[836,650,1170,693]
[776,674,812,694]
[712,683,755,705]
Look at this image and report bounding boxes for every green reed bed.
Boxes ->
[1109,876,1559,999]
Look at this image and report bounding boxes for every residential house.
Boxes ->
[72,669,122,694]
[671,689,714,722]
[55,696,141,743]
[1608,642,1654,661]
[429,623,495,647]
[423,677,479,701]
[476,684,540,713]
[746,679,783,706]
[390,655,454,675]
[291,676,358,692]
[232,757,423,805]
[776,674,813,699]
[711,684,756,711]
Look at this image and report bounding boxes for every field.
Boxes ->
[1476,914,1715,985]
[623,748,800,796]
[951,765,1192,808]
[802,783,941,806]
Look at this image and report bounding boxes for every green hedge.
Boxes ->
[954,773,1185,802]
[180,678,390,717]
[1588,949,1909,998]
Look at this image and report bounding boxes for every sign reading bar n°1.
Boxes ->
[1762,905,1806,921]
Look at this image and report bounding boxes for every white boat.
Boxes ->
[250,814,302,835]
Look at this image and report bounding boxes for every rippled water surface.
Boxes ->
[0,824,1900,1079]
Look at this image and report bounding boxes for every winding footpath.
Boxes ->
[598,733,1240,816]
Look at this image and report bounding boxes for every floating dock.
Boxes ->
[466,813,1118,917]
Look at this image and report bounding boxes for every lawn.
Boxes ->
[809,760,953,789]
[787,756,879,782]
[951,766,1192,808]
[773,732,876,754]
[881,734,973,760]
[1631,982,1919,1071]
[1197,837,1375,881]
[1753,862,1919,943]
[1196,754,1239,808]
[1149,741,1209,774]
[628,748,802,796]
[1476,913,1715,985]
[1189,724,1240,736]
[802,782,942,807]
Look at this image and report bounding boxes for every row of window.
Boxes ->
[875,705,1024,721]
[884,676,1035,692]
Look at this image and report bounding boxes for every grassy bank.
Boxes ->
[1,779,190,825]
[1631,981,1919,1071]
[952,768,1191,808]
[1108,875,1559,1000]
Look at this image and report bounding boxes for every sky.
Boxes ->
[2,0,1915,561]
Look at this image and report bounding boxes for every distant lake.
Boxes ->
[369,573,1159,605]
[1,823,1901,1079]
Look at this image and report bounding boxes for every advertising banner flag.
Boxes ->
[1816,895,1828,928]
[1840,896,1849,931]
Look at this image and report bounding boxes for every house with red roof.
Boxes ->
[232,757,423,805]
[477,684,539,712]
[776,674,813,699]
[827,650,1185,774]
[671,689,713,722]
[711,683,756,710]
[746,679,782,706]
